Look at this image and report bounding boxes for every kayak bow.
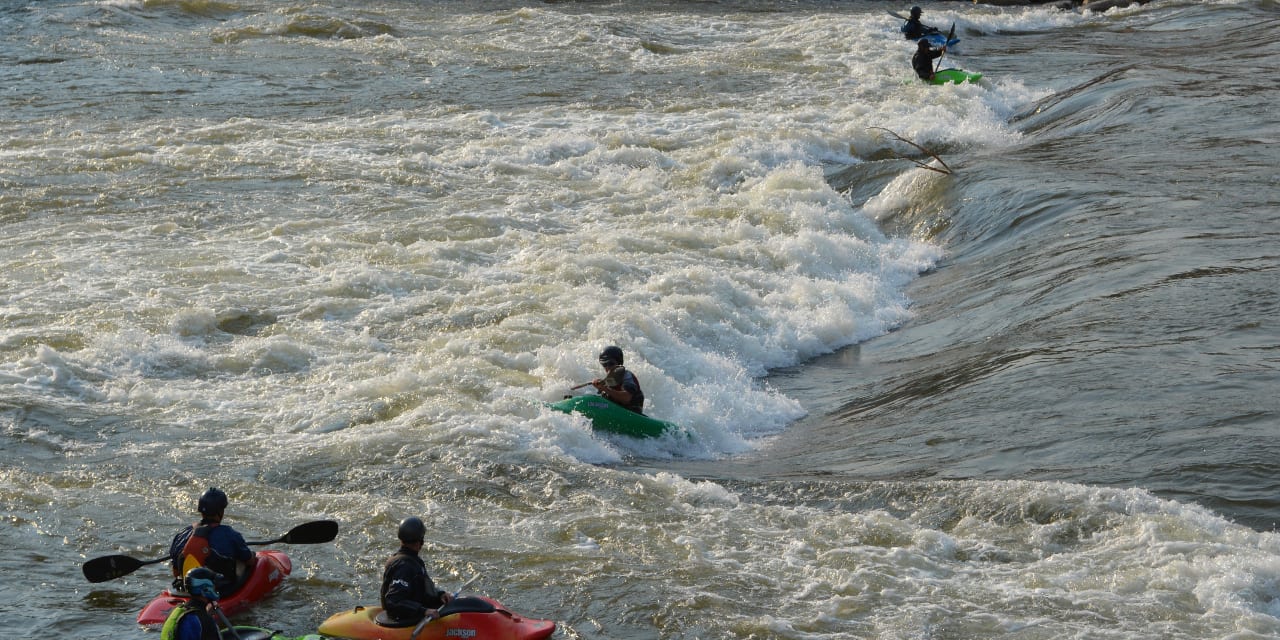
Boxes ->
[548,395,683,439]
[931,68,983,85]
[317,597,555,640]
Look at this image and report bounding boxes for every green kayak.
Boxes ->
[213,626,319,640]
[548,395,681,439]
[931,68,982,85]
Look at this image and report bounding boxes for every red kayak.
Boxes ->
[136,550,292,627]
[317,596,555,640]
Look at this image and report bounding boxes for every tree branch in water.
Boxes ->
[868,127,953,175]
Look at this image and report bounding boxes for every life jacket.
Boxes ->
[179,523,219,577]
[603,366,645,414]
[625,371,645,413]
[160,601,220,640]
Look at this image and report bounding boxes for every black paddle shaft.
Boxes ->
[936,23,956,74]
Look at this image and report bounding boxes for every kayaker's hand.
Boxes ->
[594,381,615,400]
[441,591,453,604]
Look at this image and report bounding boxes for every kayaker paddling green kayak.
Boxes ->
[589,345,646,413]
[548,345,688,439]
[912,26,981,86]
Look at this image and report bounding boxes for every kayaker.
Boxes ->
[168,487,253,597]
[912,38,946,81]
[161,567,223,640]
[901,6,940,40]
[592,345,645,414]
[380,516,453,624]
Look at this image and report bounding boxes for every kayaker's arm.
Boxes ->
[592,379,634,406]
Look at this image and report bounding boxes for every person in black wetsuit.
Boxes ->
[912,38,945,81]
[591,345,645,414]
[380,516,453,624]
[901,6,940,40]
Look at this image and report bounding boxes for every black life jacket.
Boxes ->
[603,366,645,413]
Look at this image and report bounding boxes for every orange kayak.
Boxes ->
[318,597,555,640]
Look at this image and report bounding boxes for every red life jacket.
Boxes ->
[178,522,219,577]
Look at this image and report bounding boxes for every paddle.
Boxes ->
[81,554,170,583]
[81,519,339,583]
[212,604,245,640]
[564,381,596,398]
[451,574,480,597]
[245,519,338,546]
[935,23,956,74]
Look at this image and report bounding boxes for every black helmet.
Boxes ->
[910,6,922,16]
[598,346,624,367]
[918,38,932,48]
[197,487,228,515]
[185,567,223,601]
[398,516,426,544]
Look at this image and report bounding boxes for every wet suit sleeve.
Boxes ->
[421,572,446,609]
[225,528,252,562]
[169,526,193,575]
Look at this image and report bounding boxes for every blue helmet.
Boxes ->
[185,567,222,601]
[198,487,228,515]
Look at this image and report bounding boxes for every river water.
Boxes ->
[3,1,1278,639]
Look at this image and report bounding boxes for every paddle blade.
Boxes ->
[246,519,339,546]
[82,554,153,583]
[281,519,339,545]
